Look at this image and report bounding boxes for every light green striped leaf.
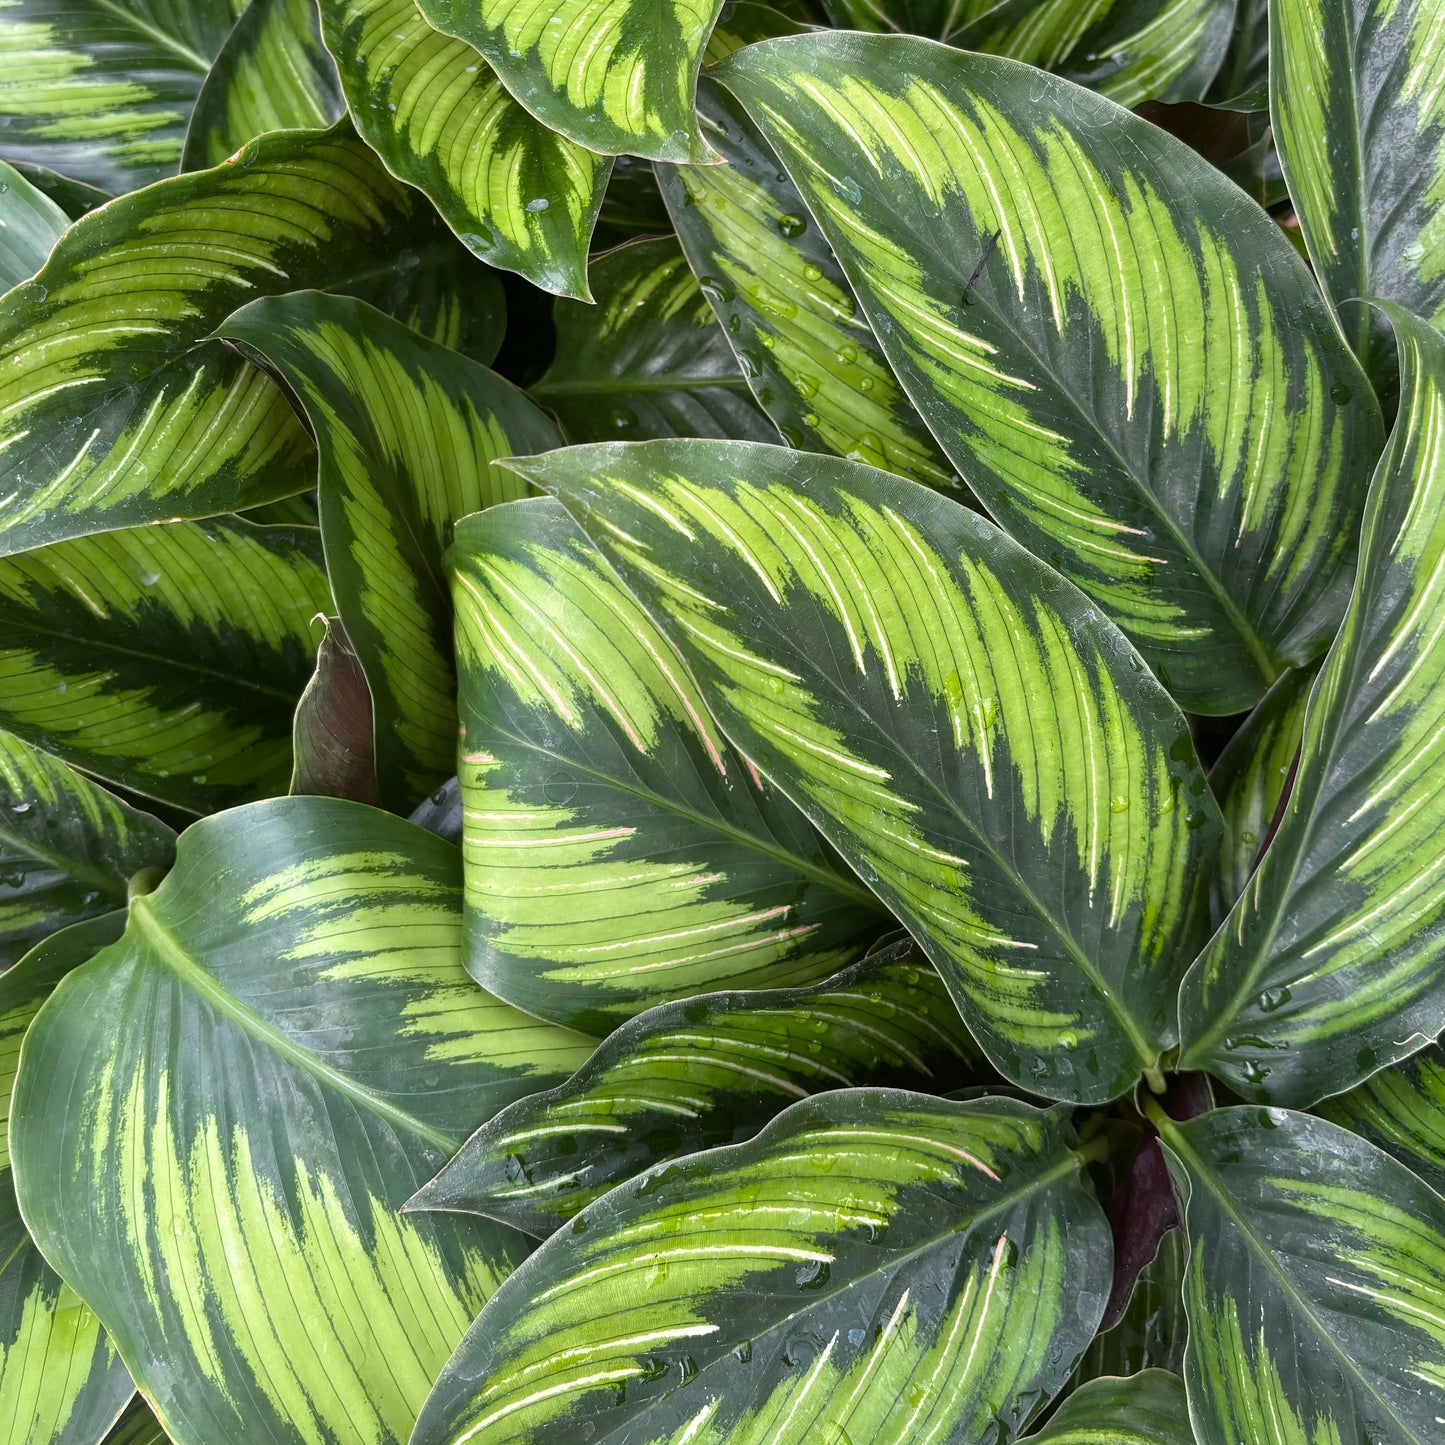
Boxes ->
[0,0,244,194]
[1272,0,1445,363]
[412,1090,1110,1445]
[1,913,135,1445]
[1317,1045,1445,1200]
[1024,1370,1193,1444]
[290,617,381,806]
[525,440,1222,1104]
[181,0,345,171]
[1179,308,1445,1105]
[415,0,723,162]
[320,0,611,298]
[1206,666,1314,920]
[408,937,992,1236]
[10,798,597,1445]
[219,290,561,813]
[101,1400,169,1445]
[656,78,959,491]
[1155,1104,1445,1445]
[0,516,332,814]
[0,158,65,291]
[447,495,883,1033]
[0,728,174,970]
[716,33,1383,714]
[532,236,777,444]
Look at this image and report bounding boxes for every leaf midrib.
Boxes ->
[130,893,458,1154]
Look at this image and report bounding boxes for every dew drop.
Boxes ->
[836,344,857,364]
[524,196,550,212]
[1257,986,1291,1013]
[10,800,31,816]
[761,334,775,349]
[734,1340,753,1363]
[802,263,823,282]
[857,376,873,391]
[571,1214,589,1234]
[1058,1030,1078,1050]
[802,411,820,427]
[796,1259,831,1289]
[1331,382,1353,405]
[1110,794,1129,813]
[777,213,807,238]
[1239,1059,1271,1085]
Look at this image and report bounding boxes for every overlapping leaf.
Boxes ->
[0,516,331,813]
[408,938,991,1235]
[0,123,496,555]
[0,729,173,969]
[532,236,776,443]
[0,0,243,193]
[289,617,380,805]
[1206,0,1269,108]
[1,914,135,1445]
[1158,1105,1445,1445]
[716,33,1382,713]
[101,1400,167,1445]
[10,798,596,1445]
[525,440,1222,1103]
[412,1091,1110,1445]
[0,159,65,291]
[416,0,723,161]
[5,161,108,221]
[446,495,882,1033]
[1180,308,1445,1104]
[220,289,560,812]
[181,0,345,170]
[1024,1370,1192,1444]
[1069,1228,1186,1387]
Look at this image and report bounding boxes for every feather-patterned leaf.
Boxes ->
[715,32,1383,713]
[525,439,1222,1104]
[447,494,884,1033]
[0,158,65,292]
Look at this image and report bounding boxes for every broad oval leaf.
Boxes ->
[319,0,610,298]
[0,123,486,555]
[524,439,1223,1104]
[1023,1369,1193,1444]
[0,515,331,814]
[412,1090,1111,1445]
[181,0,345,171]
[715,32,1383,714]
[1179,307,1445,1104]
[447,495,883,1033]
[407,937,992,1236]
[0,729,174,969]
[219,289,561,813]
[0,159,66,292]
[415,0,723,162]
[1,913,135,1445]
[10,798,597,1445]
[0,0,244,193]
[1157,1104,1445,1445]
[290,616,381,806]
[656,77,959,491]
[531,236,777,444]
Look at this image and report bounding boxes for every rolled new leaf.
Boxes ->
[1156,1105,1445,1445]
[526,440,1222,1104]
[407,938,992,1235]
[289,618,380,806]
[10,799,597,1445]
[447,496,883,1032]
[0,160,66,292]
[411,1090,1110,1445]
[1180,307,1445,1104]
[715,32,1382,714]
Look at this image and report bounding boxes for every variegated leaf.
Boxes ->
[716,32,1383,713]
[319,0,610,298]
[525,440,1222,1104]
[1156,1104,1445,1445]
[0,728,174,970]
[290,616,381,806]
[1179,307,1445,1104]
[1024,1370,1193,1444]
[415,0,723,162]
[101,1400,168,1445]
[0,0,244,194]
[181,0,345,171]
[10,798,597,1445]
[412,1091,1110,1445]
[1,913,135,1445]
[447,495,883,1033]
[219,289,560,812]
[0,158,65,291]
[407,937,991,1236]
[531,236,776,444]
[0,516,332,813]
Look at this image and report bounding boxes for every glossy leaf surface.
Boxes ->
[289,617,380,806]
[1024,1369,1193,1444]
[717,32,1382,713]
[1160,1105,1445,1445]
[220,289,559,813]
[101,1400,168,1445]
[1069,1228,1186,1388]
[1180,308,1445,1103]
[532,236,775,444]
[412,1091,1110,1445]
[529,440,1222,1103]
[10,799,596,1445]
[408,938,991,1235]
[0,159,66,291]
[0,517,331,813]
[448,495,882,1033]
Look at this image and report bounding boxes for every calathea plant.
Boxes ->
[1,0,1445,1442]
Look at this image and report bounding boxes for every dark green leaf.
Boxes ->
[0,159,66,292]
[1068,1229,1186,1388]
[1024,1370,1194,1444]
